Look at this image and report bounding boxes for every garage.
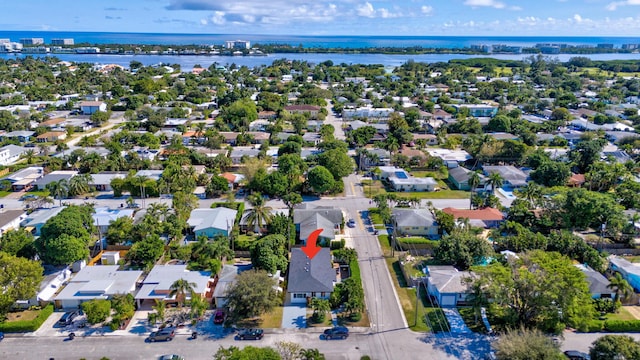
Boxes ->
[439,294,456,307]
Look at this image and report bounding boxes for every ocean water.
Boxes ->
[1,30,640,48]
[1,31,640,69]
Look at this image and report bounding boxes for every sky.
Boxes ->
[4,0,640,36]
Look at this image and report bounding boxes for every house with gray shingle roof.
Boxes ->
[392,208,438,237]
[575,264,615,299]
[293,205,342,244]
[426,265,474,307]
[287,248,335,304]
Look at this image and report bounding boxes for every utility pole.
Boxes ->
[415,282,420,326]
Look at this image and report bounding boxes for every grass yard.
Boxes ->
[25,190,50,197]
[458,307,489,334]
[6,309,40,322]
[394,190,469,200]
[385,258,448,332]
[378,235,391,256]
[606,306,638,321]
[337,310,370,327]
[306,309,333,328]
[362,180,386,198]
[0,191,10,198]
[411,171,447,180]
[258,306,284,328]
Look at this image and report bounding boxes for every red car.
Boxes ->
[213,310,225,324]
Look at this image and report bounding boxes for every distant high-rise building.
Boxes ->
[0,39,10,44]
[622,44,639,50]
[51,38,74,46]
[597,43,614,49]
[19,38,44,45]
[225,40,250,49]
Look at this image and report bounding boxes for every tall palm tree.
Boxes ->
[517,182,542,209]
[147,202,170,222]
[189,293,208,320]
[68,173,91,197]
[152,299,166,324]
[169,278,197,308]
[46,179,69,207]
[246,192,273,234]
[608,273,634,304]
[468,171,481,210]
[486,172,504,196]
[21,149,36,164]
[299,348,325,360]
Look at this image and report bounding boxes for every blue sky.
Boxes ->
[3,0,640,36]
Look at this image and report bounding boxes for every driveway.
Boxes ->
[281,303,307,329]
[442,308,472,335]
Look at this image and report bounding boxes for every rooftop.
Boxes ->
[287,248,335,293]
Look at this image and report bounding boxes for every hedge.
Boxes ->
[579,320,604,333]
[603,320,640,332]
[0,304,54,332]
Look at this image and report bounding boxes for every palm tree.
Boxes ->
[46,179,69,207]
[189,294,208,320]
[21,149,36,164]
[147,202,170,222]
[486,172,504,196]
[309,298,331,323]
[517,182,542,209]
[298,348,325,360]
[151,299,166,324]
[608,273,634,304]
[68,173,91,197]
[246,192,273,234]
[468,171,481,210]
[169,278,197,308]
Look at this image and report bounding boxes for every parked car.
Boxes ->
[0,332,4,341]
[236,328,264,340]
[148,328,175,342]
[347,219,356,228]
[324,326,349,340]
[57,311,80,326]
[564,351,590,360]
[19,194,36,201]
[213,309,225,324]
[160,355,184,360]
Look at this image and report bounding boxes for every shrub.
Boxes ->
[579,320,604,333]
[604,320,640,332]
[349,312,362,322]
[330,239,346,250]
[0,304,54,332]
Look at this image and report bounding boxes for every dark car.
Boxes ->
[564,351,590,360]
[148,328,175,342]
[160,355,184,360]
[213,309,225,324]
[236,328,264,340]
[57,311,80,326]
[324,326,349,340]
[347,219,356,228]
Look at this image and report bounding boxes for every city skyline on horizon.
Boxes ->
[4,0,640,37]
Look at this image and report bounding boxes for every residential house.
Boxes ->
[426,265,474,307]
[4,166,43,191]
[482,165,528,189]
[187,208,237,238]
[219,132,239,145]
[575,264,615,299]
[220,172,245,189]
[425,148,472,168]
[92,207,135,234]
[134,264,213,307]
[89,172,127,191]
[448,167,486,191]
[212,264,251,308]
[40,117,66,128]
[390,175,438,192]
[412,133,438,146]
[32,170,78,190]
[134,169,163,182]
[0,210,27,236]
[36,131,67,143]
[442,207,505,228]
[3,130,34,143]
[54,265,143,309]
[229,147,260,165]
[302,132,321,145]
[342,107,394,121]
[392,208,438,237]
[307,120,323,132]
[0,144,28,166]
[287,248,335,304]
[249,119,271,132]
[22,207,66,236]
[609,256,640,292]
[246,131,270,144]
[568,173,586,188]
[453,104,498,118]
[79,101,107,115]
[293,204,343,244]
[358,148,390,169]
[284,105,321,117]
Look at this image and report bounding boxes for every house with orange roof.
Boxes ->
[41,118,66,128]
[442,207,505,228]
[568,173,586,187]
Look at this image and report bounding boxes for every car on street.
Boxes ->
[0,332,4,341]
[19,194,37,201]
[236,328,264,340]
[160,355,184,360]
[564,351,590,360]
[148,328,175,342]
[57,311,80,327]
[324,326,349,340]
[213,309,225,324]
[347,219,356,228]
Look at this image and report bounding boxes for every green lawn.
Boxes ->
[394,190,469,200]
[378,235,391,256]
[458,307,489,334]
[0,191,10,198]
[25,190,50,197]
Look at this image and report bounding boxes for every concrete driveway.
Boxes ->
[442,308,472,335]
[281,303,307,329]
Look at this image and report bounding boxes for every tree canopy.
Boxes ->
[0,251,43,319]
[224,270,280,322]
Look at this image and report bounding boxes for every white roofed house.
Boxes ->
[79,101,107,115]
[92,207,135,234]
[135,264,213,308]
[89,172,127,191]
[187,207,237,238]
[0,144,28,166]
[54,265,143,309]
[0,209,27,236]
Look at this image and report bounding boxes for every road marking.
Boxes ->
[350,182,356,196]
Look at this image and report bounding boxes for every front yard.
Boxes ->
[236,306,284,329]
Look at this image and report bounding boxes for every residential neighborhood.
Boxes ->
[0,54,639,360]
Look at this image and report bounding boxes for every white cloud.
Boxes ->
[357,2,376,17]
[421,5,433,14]
[210,11,225,25]
[606,0,640,11]
[464,0,506,9]
[573,14,583,22]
